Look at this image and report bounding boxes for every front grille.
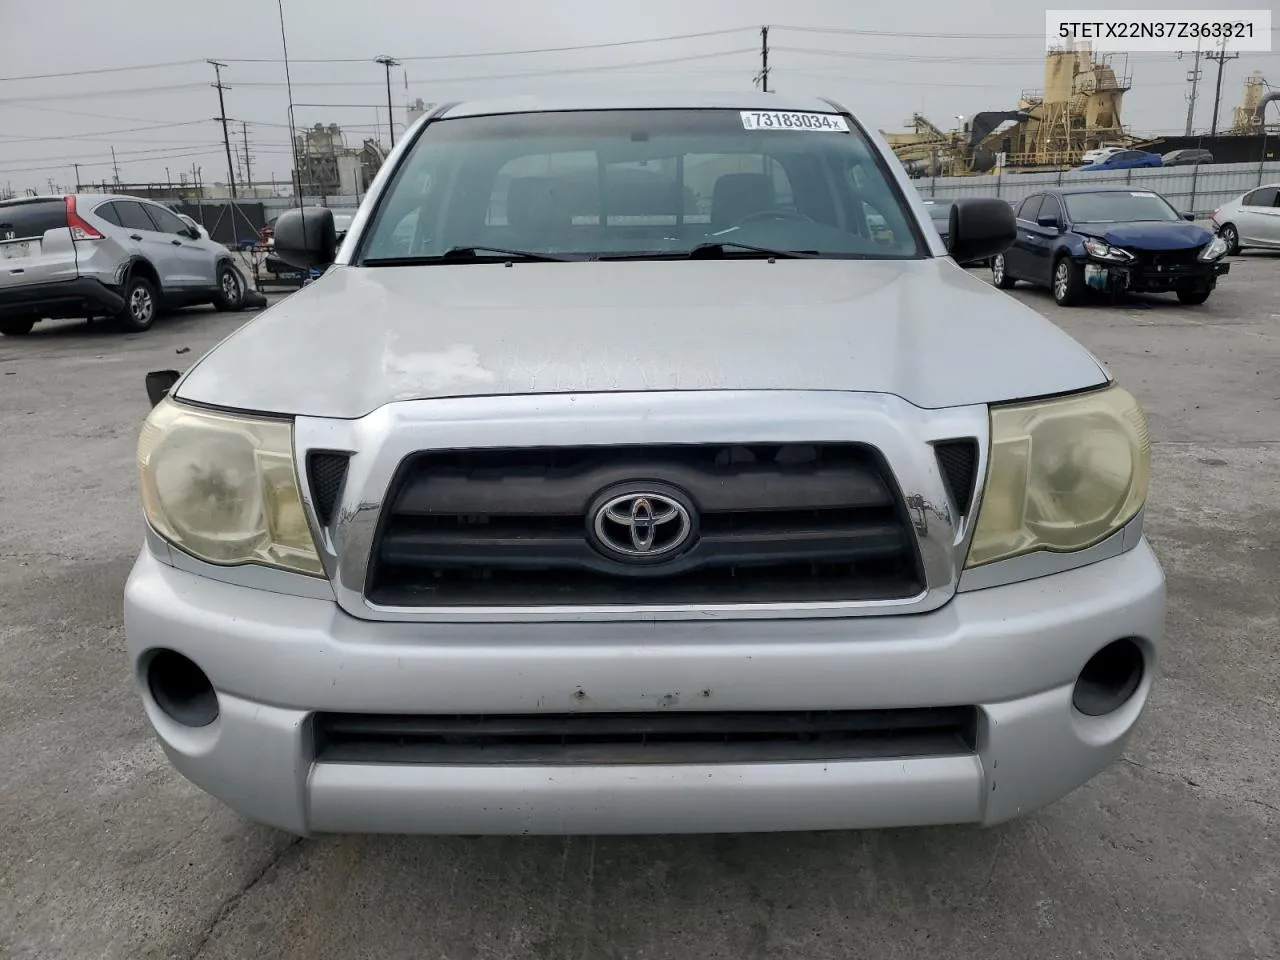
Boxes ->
[1131,246,1205,274]
[934,439,978,517]
[307,452,350,526]
[365,444,924,607]
[312,707,979,765]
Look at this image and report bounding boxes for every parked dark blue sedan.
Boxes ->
[990,187,1231,305]
[1077,149,1163,172]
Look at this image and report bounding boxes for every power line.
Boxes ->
[232,47,756,87]
[778,68,1189,89]
[0,103,201,124]
[777,24,1041,39]
[0,59,204,82]
[0,142,226,168]
[773,45,1182,65]
[0,120,210,142]
[214,26,756,64]
[773,22,1280,39]
[0,82,209,104]
[0,150,225,176]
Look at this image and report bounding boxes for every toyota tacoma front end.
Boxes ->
[123,93,1164,836]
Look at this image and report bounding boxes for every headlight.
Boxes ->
[1083,238,1133,261]
[136,398,323,576]
[1199,236,1228,261]
[965,384,1151,568]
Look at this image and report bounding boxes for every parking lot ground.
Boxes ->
[2,256,1278,960]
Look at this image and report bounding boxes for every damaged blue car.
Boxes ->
[990,186,1230,306]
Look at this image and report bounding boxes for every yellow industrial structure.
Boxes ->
[883,41,1132,176]
[1231,71,1279,134]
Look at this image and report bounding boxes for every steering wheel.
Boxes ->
[728,209,818,228]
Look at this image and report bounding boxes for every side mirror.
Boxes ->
[273,207,337,271]
[184,226,201,240]
[948,197,1016,265]
[1181,212,1196,221]
[145,370,180,407]
[1036,214,1061,230]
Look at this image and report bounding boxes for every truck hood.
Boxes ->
[175,258,1109,419]
[1072,220,1212,250]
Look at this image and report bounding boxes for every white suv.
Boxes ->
[0,193,246,336]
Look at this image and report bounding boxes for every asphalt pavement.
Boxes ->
[1,257,1278,960]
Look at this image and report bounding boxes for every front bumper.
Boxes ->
[124,541,1165,836]
[0,277,124,321]
[1082,256,1229,294]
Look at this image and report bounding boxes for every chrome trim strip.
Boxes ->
[956,511,1144,593]
[146,522,337,602]
[144,525,174,564]
[293,390,991,623]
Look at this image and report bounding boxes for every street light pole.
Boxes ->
[375,55,400,148]
[278,0,302,206]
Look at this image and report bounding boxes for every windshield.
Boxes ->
[1064,191,1181,224]
[358,108,924,262]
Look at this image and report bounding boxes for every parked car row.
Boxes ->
[1076,146,1216,172]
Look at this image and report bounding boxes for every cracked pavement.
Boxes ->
[1,258,1278,960]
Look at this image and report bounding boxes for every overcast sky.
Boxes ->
[1,0,1276,193]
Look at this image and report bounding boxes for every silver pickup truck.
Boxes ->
[125,92,1164,837]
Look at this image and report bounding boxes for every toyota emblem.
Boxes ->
[589,488,695,562]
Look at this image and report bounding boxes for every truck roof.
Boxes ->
[436,90,848,120]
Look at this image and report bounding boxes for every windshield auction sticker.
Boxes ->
[741,111,850,132]
[1046,10,1272,51]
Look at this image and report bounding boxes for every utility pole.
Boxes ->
[375,55,400,147]
[208,60,237,198]
[278,0,302,206]
[1206,41,1240,136]
[241,120,254,191]
[110,147,120,185]
[1183,41,1202,136]
[72,162,81,191]
[756,26,770,93]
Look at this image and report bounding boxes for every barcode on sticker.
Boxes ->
[741,111,849,132]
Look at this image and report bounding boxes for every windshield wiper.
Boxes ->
[364,246,573,265]
[688,241,819,259]
[596,241,820,262]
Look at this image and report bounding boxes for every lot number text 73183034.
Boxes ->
[740,111,850,132]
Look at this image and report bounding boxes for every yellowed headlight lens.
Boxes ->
[137,398,323,576]
[966,385,1151,568]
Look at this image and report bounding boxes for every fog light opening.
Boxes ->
[1073,638,1144,717]
[147,649,219,727]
